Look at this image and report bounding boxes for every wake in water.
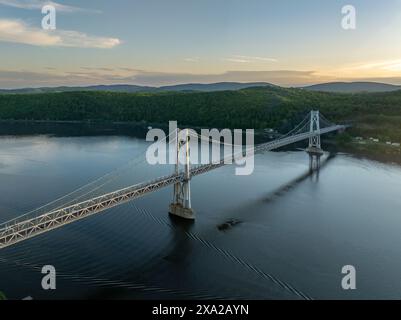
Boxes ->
[131,203,312,300]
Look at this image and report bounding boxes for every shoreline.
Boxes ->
[1,120,401,166]
[336,141,401,166]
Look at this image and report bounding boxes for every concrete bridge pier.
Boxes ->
[307,147,324,172]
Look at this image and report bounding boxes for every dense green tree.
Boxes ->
[1,87,401,141]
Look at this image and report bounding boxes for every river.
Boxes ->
[1,123,401,300]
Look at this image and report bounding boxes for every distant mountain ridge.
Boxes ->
[2,81,401,94]
[0,82,275,94]
[303,82,401,93]
[159,82,276,92]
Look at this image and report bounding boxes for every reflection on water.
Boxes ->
[1,124,401,299]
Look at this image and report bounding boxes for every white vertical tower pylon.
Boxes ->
[169,128,195,220]
[307,110,324,172]
[309,111,321,149]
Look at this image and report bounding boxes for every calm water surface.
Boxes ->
[1,127,401,300]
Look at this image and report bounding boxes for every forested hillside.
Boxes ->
[1,86,401,141]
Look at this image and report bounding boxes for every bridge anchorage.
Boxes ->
[169,128,195,220]
[306,111,324,172]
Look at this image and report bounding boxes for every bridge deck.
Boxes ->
[0,125,346,249]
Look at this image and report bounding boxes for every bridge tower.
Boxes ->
[169,128,195,220]
[306,110,324,172]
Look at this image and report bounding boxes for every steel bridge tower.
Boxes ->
[306,110,324,172]
[169,128,195,220]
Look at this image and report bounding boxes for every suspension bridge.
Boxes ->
[0,111,348,249]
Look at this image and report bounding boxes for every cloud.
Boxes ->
[225,58,250,63]
[80,67,115,72]
[118,67,143,72]
[0,69,129,88]
[350,59,401,72]
[0,0,100,13]
[0,19,121,48]
[184,57,200,62]
[224,55,278,64]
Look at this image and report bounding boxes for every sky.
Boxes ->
[0,0,401,88]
